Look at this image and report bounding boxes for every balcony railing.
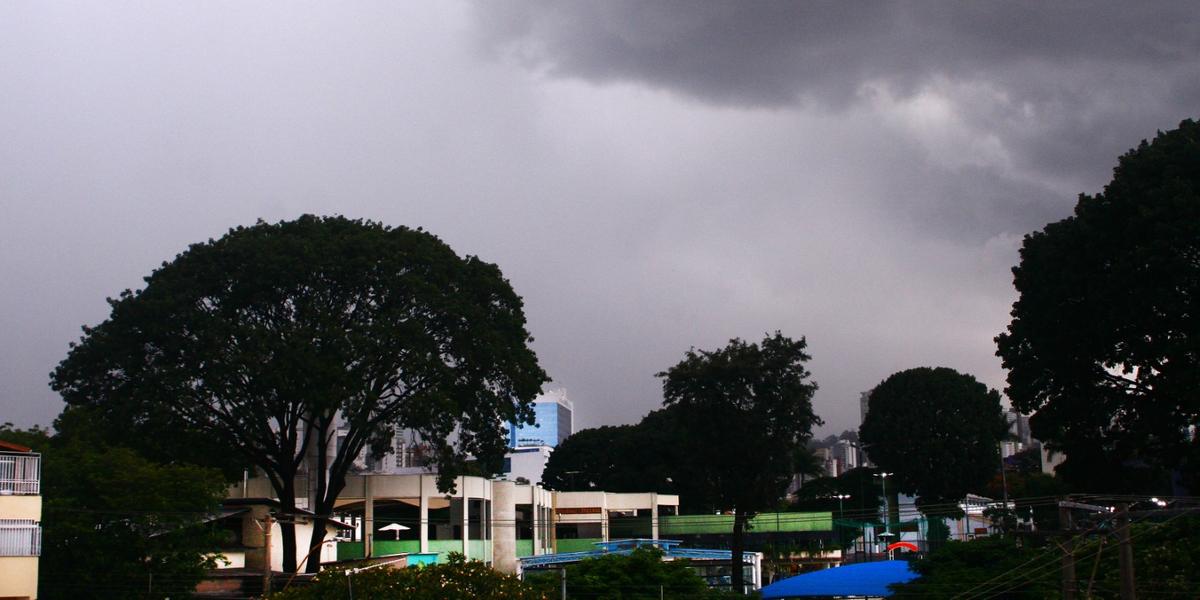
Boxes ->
[0,452,40,496]
[0,520,40,556]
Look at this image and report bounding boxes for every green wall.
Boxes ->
[515,540,535,557]
[427,539,464,562]
[374,540,420,556]
[337,542,364,561]
[336,540,427,561]
[659,511,833,535]
[555,538,602,553]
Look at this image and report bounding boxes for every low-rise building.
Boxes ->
[0,440,41,600]
[227,473,679,576]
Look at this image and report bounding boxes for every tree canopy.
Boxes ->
[893,516,1200,599]
[859,367,1008,510]
[996,119,1200,492]
[0,425,227,600]
[50,215,547,571]
[657,332,822,594]
[889,536,1059,599]
[540,406,683,495]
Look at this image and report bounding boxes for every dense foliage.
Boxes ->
[50,215,547,571]
[996,119,1200,492]
[268,557,546,600]
[527,548,732,600]
[890,536,1059,599]
[657,333,822,594]
[0,424,228,600]
[859,367,1008,510]
[893,516,1200,599]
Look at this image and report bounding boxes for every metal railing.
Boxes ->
[0,520,41,556]
[0,452,40,496]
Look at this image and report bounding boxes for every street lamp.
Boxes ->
[873,472,893,535]
[832,493,851,516]
[874,472,893,559]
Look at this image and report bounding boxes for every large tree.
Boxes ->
[996,119,1200,492]
[51,215,548,572]
[540,406,679,494]
[657,332,821,594]
[859,367,1008,510]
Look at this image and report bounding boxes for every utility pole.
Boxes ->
[560,566,567,600]
[262,512,273,597]
[1059,504,1076,600]
[1117,503,1136,600]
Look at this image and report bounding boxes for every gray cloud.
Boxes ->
[474,1,1200,214]
[1,2,1195,439]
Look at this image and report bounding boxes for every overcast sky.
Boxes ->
[2,2,1197,436]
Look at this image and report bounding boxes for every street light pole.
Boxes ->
[873,472,893,560]
[873,472,892,534]
[833,494,851,553]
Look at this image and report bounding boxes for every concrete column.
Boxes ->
[601,495,609,542]
[651,493,660,540]
[459,478,469,559]
[363,476,374,558]
[531,494,541,556]
[492,481,517,574]
[419,476,429,553]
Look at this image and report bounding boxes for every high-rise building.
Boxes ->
[858,390,873,467]
[832,439,859,474]
[1001,409,1033,459]
[508,389,574,449]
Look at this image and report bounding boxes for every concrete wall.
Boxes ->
[0,495,41,521]
[0,556,38,599]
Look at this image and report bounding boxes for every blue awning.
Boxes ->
[761,560,918,598]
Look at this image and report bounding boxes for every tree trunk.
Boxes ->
[279,478,298,573]
[304,516,328,573]
[730,510,748,595]
[305,419,353,573]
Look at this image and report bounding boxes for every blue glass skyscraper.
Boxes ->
[508,390,574,448]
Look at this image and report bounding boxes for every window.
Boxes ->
[0,453,39,495]
[0,520,40,556]
[555,521,601,539]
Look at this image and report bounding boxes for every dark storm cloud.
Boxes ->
[475,2,1198,108]
[474,1,1200,215]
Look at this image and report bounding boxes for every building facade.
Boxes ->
[0,440,41,600]
[508,389,574,449]
[227,472,678,575]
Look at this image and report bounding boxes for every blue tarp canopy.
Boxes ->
[761,560,918,598]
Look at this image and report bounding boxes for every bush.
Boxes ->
[525,548,741,599]
[268,556,546,600]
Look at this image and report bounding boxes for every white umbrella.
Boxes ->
[379,523,410,540]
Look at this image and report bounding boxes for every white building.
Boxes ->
[227,473,678,575]
[503,446,553,485]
